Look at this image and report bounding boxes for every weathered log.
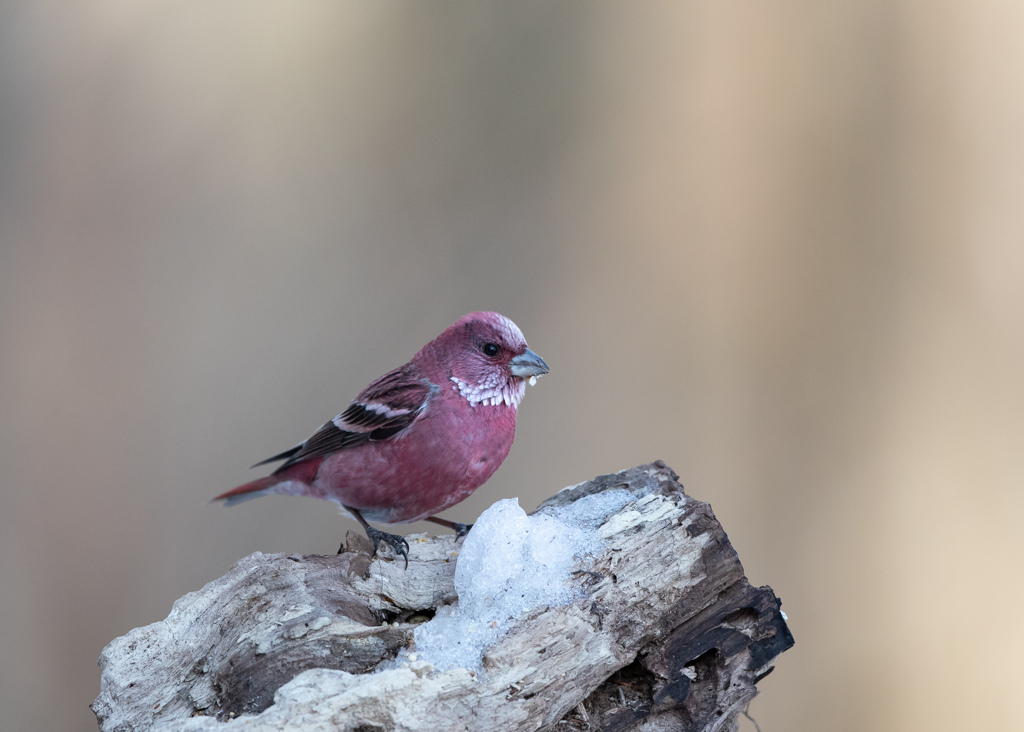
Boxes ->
[92,462,793,732]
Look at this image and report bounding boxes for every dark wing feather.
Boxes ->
[250,443,304,468]
[353,367,436,415]
[257,365,434,473]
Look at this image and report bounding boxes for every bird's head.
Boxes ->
[427,311,549,408]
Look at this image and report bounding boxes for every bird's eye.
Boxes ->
[482,342,500,357]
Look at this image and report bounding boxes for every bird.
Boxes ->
[213,311,549,567]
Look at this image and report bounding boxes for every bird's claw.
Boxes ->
[365,527,410,569]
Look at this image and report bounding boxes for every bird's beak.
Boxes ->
[510,348,549,378]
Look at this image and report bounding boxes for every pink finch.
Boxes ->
[214,311,549,566]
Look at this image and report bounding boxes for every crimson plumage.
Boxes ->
[213,311,548,564]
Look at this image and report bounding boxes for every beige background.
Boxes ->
[2,2,1023,730]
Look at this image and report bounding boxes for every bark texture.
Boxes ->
[92,462,793,732]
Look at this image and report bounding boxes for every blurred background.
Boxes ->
[2,2,1022,730]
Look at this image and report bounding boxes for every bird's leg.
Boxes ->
[424,516,473,538]
[342,505,410,569]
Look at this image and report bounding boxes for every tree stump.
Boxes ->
[92,462,793,732]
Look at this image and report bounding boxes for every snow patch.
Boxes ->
[395,489,633,674]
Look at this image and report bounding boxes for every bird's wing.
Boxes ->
[253,365,434,472]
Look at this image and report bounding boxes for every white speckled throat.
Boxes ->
[450,376,527,408]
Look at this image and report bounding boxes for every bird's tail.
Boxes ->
[212,475,281,506]
[212,458,322,507]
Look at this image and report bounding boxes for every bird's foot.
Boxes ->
[424,516,473,537]
[365,526,410,569]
